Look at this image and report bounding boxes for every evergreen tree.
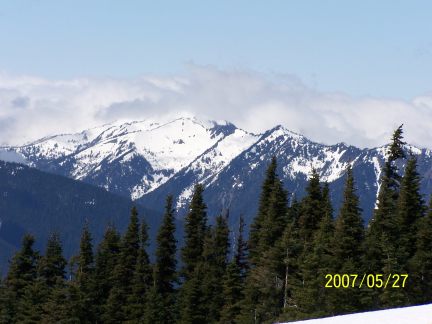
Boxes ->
[328,161,365,315]
[248,155,278,266]
[126,215,152,322]
[143,284,165,324]
[411,196,432,304]
[363,125,406,310]
[1,234,39,322]
[179,183,208,280]
[235,210,249,281]
[153,194,178,324]
[74,220,95,324]
[219,259,243,324]
[240,167,289,323]
[40,229,67,288]
[93,221,121,322]
[201,209,230,323]
[179,264,206,324]
[103,206,141,323]
[298,168,323,242]
[396,151,426,266]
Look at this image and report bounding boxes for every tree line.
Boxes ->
[0,125,431,323]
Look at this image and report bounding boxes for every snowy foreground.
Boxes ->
[284,304,432,324]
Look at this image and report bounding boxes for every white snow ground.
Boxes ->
[283,304,432,324]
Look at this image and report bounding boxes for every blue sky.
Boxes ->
[0,1,432,148]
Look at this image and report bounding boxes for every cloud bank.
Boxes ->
[0,64,431,150]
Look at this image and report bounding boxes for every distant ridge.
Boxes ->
[0,160,164,275]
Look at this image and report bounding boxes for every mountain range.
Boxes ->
[2,117,432,232]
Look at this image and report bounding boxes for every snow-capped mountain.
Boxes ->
[2,117,432,228]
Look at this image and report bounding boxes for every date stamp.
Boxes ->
[325,274,408,288]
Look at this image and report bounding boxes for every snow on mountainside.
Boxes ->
[284,303,432,324]
[2,117,432,227]
[1,117,260,201]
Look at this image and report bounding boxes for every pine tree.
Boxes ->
[2,234,39,321]
[363,125,406,310]
[103,206,141,323]
[93,221,121,322]
[179,183,208,280]
[74,220,95,324]
[411,196,432,304]
[396,151,426,266]
[219,259,243,324]
[328,161,365,315]
[179,263,207,324]
[201,209,230,322]
[40,229,67,288]
[153,194,178,324]
[241,170,289,323]
[298,168,323,242]
[235,210,248,281]
[126,215,152,322]
[248,155,278,266]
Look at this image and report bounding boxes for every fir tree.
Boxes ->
[40,229,67,288]
[126,215,152,322]
[219,259,243,324]
[298,168,324,242]
[153,194,178,324]
[248,155,278,266]
[201,209,230,322]
[179,183,208,280]
[396,151,426,266]
[411,196,432,304]
[363,125,406,310]
[328,161,365,315]
[74,220,95,324]
[235,210,249,281]
[103,206,141,323]
[2,234,39,321]
[93,221,121,322]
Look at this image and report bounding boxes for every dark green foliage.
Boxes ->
[235,210,248,280]
[180,183,208,280]
[103,206,141,323]
[364,125,406,310]
[93,221,121,322]
[201,210,231,322]
[143,284,165,324]
[153,194,178,323]
[248,155,277,266]
[1,234,39,322]
[41,229,67,287]
[241,160,290,324]
[179,265,206,324]
[328,162,365,314]
[73,220,95,323]
[219,259,243,324]
[411,197,432,304]
[126,215,152,322]
[0,161,163,275]
[396,151,426,265]
[298,168,324,242]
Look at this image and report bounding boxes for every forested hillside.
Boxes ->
[0,161,163,275]
[1,126,431,323]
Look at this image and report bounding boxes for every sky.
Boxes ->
[0,1,431,149]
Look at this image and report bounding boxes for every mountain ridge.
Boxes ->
[2,117,432,230]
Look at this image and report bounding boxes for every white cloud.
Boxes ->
[0,64,431,149]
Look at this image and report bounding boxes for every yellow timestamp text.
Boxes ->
[325,274,408,289]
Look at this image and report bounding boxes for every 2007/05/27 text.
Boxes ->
[325,274,408,289]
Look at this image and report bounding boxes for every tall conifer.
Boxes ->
[103,206,140,323]
[153,194,178,324]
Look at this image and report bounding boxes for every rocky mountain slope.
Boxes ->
[3,117,432,230]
